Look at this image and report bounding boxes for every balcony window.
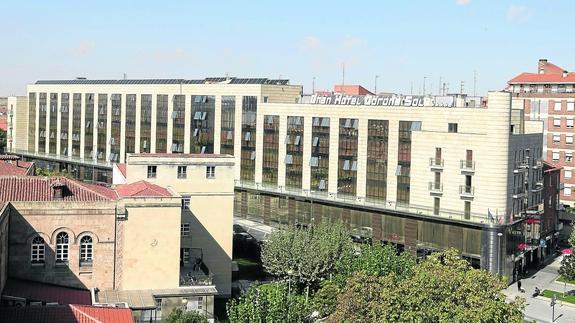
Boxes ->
[552,152,560,161]
[553,135,561,143]
[177,166,187,179]
[566,152,573,162]
[147,165,157,178]
[80,236,93,267]
[181,223,191,236]
[206,166,216,178]
[554,118,561,127]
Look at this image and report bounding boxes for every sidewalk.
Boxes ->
[504,257,575,322]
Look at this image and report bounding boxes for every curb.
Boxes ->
[539,295,575,309]
[554,279,575,288]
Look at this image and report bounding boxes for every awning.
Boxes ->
[95,286,218,310]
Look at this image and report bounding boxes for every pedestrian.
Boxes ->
[517,279,522,292]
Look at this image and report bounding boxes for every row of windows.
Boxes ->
[552,117,575,128]
[552,151,574,162]
[147,165,216,179]
[31,233,92,266]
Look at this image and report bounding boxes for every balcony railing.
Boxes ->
[429,158,444,169]
[428,182,443,194]
[512,186,525,198]
[514,161,529,172]
[460,160,475,172]
[459,185,474,197]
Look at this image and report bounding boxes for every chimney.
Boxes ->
[563,70,568,78]
[51,179,66,200]
[538,59,548,74]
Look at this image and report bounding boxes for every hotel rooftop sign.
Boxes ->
[308,93,456,107]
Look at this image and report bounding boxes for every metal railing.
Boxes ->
[460,160,475,171]
[459,185,474,196]
[429,158,444,168]
[235,180,493,224]
[428,182,443,193]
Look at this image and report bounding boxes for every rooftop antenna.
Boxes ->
[410,82,413,95]
[374,75,379,94]
[460,81,465,94]
[423,76,427,96]
[341,62,345,86]
[123,73,127,80]
[438,76,442,95]
[312,77,316,94]
[473,70,477,97]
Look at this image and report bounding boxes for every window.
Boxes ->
[206,166,216,178]
[553,134,561,143]
[464,201,471,220]
[177,166,187,179]
[433,197,440,215]
[181,197,190,209]
[555,102,562,111]
[568,136,574,145]
[181,248,190,264]
[568,102,575,112]
[448,123,458,133]
[147,165,157,178]
[566,170,572,179]
[565,186,572,196]
[80,236,93,266]
[567,152,573,162]
[181,223,191,236]
[56,232,69,263]
[568,119,574,128]
[31,236,45,264]
[553,151,560,161]
[554,118,561,127]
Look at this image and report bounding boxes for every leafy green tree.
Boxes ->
[330,249,524,322]
[227,282,311,323]
[165,307,208,323]
[0,128,6,154]
[261,221,353,291]
[559,223,575,289]
[35,167,73,178]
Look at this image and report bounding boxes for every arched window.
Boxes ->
[31,236,45,264]
[56,232,69,263]
[80,236,93,266]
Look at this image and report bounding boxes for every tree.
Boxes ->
[165,307,208,323]
[35,167,73,178]
[559,223,575,292]
[0,128,6,154]
[261,221,353,291]
[330,249,524,322]
[227,282,311,323]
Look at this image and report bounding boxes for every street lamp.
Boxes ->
[497,232,503,275]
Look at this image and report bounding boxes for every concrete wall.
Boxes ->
[0,203,9,295]
[120,198,181,290]
[6,96,28,152]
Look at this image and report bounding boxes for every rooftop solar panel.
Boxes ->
[35,77,290,85]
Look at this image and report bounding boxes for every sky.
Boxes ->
[1,0,574,96]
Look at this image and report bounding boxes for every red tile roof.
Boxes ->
[117,163,127,177]
[114,180,173,197]
[333,85,374,95]
[0,305,134,323]
[0,177,117,202]
[508,60,575,84]
[0,159,34,177]
[2,278,91,305]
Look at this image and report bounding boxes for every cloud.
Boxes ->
[71,41,95,56]
[507,5,532,23]
[455,0,471,5]
[302,36,321,51]
[341,36,364,51]
[153,48,190,61]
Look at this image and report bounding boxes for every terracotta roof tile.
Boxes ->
[508,72,575,84]
[70,305,134,323]
[114,180,173,198]
[0,305,134,323]
[117,163,127,177]
[2,278,91,305]
[0,177,117,202]
[0,160,33,177]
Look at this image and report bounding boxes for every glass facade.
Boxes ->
[366,120,389,201]
[262,115,279,186]
[156,95,168,153]
[240,96,257,182]
[97,94,108,161]
[72,94,82,158]
[125,94,137,155]
[60,94,69,155]
[220,96,235,155]
[38,93,47,153]
[84,93,95,160]
[172,95,185,153]
[338,118,359,196]
[311,117,330,193]
[285,116,304,189]
[49,93,58,154]
[110,94,122,162]
[140,94,152,153]
[190,95,215,154]
[397,121,415,205]
[28,92,36,153]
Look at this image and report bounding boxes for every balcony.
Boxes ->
[180,261,214,287]
[428,182,443,195]
[514,161,529,173]
[512,186,525,199]
[459,185,474,198]
[532,159,543,169]
[429,158,444,170]
[460,160,475,173]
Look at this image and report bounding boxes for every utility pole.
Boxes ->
[423,77,427,96]
[551,294,557,322]
[460,81,465,94]
[473,70,477,97]
[312,77,316,94]
[410,82,413,95]
[439,76,442,95]
[341,62,345,86]
[374,75,379,94]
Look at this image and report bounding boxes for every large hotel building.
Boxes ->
[4,77,561,281]
[508,59,575,205]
